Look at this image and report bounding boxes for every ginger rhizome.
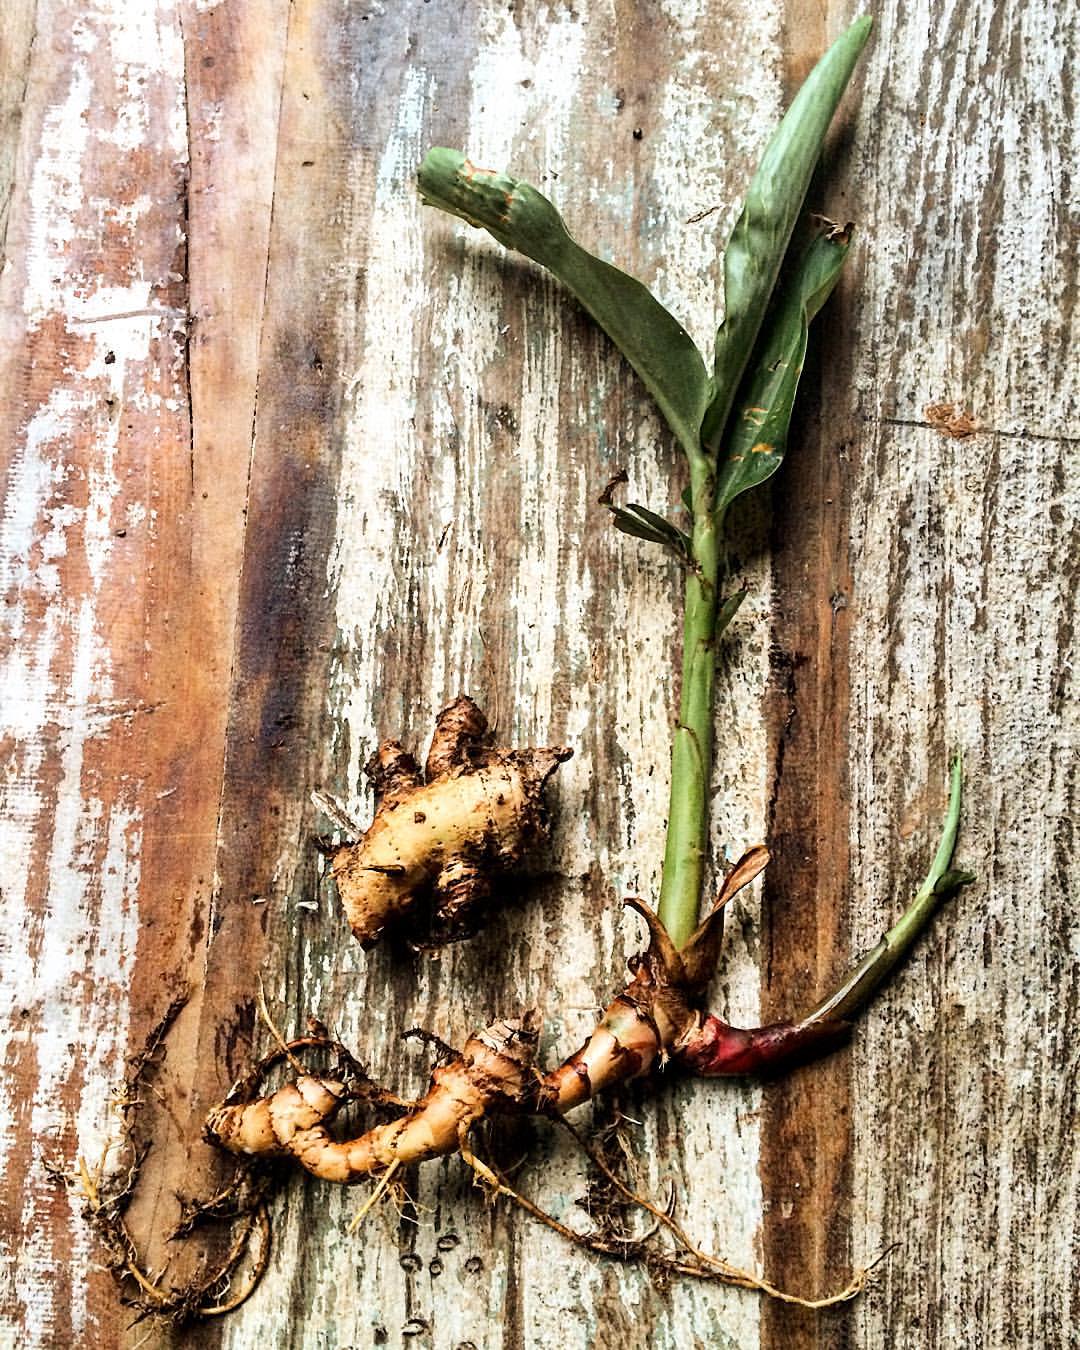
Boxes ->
[330,696,570,947]
[206,849,831,1178]
[208,850,836,1183]
[207,1018,538,1182]
[208,814,969,1185]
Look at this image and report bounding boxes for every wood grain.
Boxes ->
[0,2,1076,1347]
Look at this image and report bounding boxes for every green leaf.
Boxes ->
[609,504,690,556]
[609,508,672,545]
[714,585,749,639]
[701,15,872,454]
[934,868,976,895]
[713,219,852,518]
[622,502,686,544]
[417,149,711,460]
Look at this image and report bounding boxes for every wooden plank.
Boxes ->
[201,4,779,1346]
[841,2,1079,1346]
[758,7,863,1347]
[120,0,288,1279]
[761,2,1080,1347]
[1,2,1076,1348]
[0,0,284,1340]
[0,3,36,270]
[0,2,197,1340]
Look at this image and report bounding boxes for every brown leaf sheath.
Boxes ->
[206,1019,538,1182]
[537,848,847,1107]
[330,697,571,946]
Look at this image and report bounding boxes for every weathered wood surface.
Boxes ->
[1,1,1076,1347]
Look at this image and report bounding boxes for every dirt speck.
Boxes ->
[924,401,979,438]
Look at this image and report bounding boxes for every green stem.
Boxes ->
[804,755,972,1024]
[657,479,726,949]
[655,17,871,948]
[656,556,714,948]
[415,21,873,956]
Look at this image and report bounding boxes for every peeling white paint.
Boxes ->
[0,0,188,1343]
[310,3,786,1346]
[327,64,438,805]
[21,65,94,327]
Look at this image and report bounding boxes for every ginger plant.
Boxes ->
[206,14,973,1304]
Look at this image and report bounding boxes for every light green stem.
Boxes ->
[657,478,722,949]
[805,756,972,1024]
[658,482,752,948]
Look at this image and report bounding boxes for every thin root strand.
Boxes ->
[554,1115,872,1307]
[347,1160,402,1234]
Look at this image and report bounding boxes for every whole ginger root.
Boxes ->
[331,696,571,948]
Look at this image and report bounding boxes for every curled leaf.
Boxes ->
[609,507,673,545]
[714,585,749,639]
[418,149,711,459]
[597,468,630,507]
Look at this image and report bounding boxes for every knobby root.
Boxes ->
[327,695,571,947]
[206,1016,538,1183]
[205,839,947,1308]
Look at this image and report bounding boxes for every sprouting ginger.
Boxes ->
[206,848,854,1180]
[206,22,971,1255]
[89,25,980,1320]
[330,696,571,947]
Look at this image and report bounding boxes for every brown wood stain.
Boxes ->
[0,2,1075,1347]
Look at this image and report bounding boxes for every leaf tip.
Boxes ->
[850,13,874,44]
